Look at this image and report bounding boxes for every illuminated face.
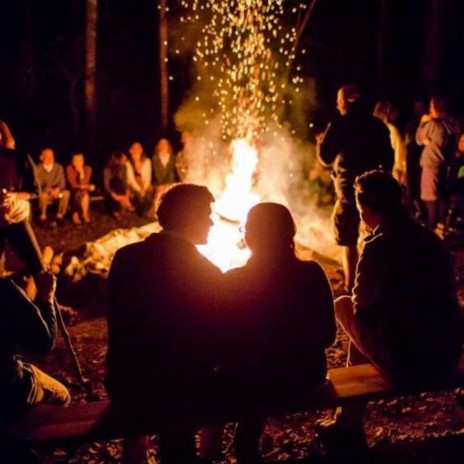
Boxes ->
[41,148,55,166]
[181,131,191,146]
[72,154,84,169]
[190,203,213,245]
[458,134,464,153]
[129,142,143,160]
[356,198,379,232]
[336,90,347,115]
[157,139,170,154]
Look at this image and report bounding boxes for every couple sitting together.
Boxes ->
[105,170,462,463]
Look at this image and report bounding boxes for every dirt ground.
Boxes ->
[23,203,464,463]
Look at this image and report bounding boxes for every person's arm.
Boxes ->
[103,168,112,195]
[66,165,79,190]
[316,120,342,167]
[352,236,389,324]
[390,126,407,181]
[142,158,153,190]
[125,162,141,192]
[15,154,40,199]
[0,120,15,149]
[83,165,92,186]
[415,115,432,146]
[56,164,66,191]
[4,274,57,355]
[309,261,337,348]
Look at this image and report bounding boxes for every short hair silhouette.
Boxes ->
[157,183,214,231]
[340,84,361,104]
[245,202,296,252]
[355,170,403,216]
[431,95,448,114]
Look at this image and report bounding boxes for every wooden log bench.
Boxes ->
[2,360,463,454]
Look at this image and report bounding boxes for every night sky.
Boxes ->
[0,0,463,171]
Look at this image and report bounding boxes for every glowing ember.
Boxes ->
[63,2,336,278]
[179,0,304,140]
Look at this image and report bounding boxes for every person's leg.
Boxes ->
[341,245,358,292]
[57,190,70,219]
[132,192,144,216]
[71,191,81,223]
[424,200,438,230]
[316,297,368,458]
[331,297,369,431]
[333,195,360,293]
[81,192,91,222]
[38,192,49,221]
[29,364,71,406]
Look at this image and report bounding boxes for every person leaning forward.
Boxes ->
[0,271,70,460]
[317,170,463,458]
[106,183,223,464]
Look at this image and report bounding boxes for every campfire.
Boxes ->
[57,0,340,281]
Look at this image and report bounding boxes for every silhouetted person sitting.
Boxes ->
[0,271,70,462]
[106,183,223,464]
[200,203,336,464]
[317,170,463,457]
[0,120,42,277]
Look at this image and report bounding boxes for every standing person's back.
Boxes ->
[416,96,458,232]
[317,85,393,292]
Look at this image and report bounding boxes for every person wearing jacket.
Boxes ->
[416,96,458,233]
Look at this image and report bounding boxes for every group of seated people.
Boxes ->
[1,165,462,463]
[37,137,180,225]
[37,149,95,225]
[103,138,179,219]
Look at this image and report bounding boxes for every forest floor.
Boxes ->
[22,202,464,463]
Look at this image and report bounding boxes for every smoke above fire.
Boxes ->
[170,0,338,264]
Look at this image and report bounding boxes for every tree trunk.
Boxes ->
[376,0,388,93]
[85,0,98,152]
[422,0,444,90]
[21,0,36,99]
[159,0,169,132]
